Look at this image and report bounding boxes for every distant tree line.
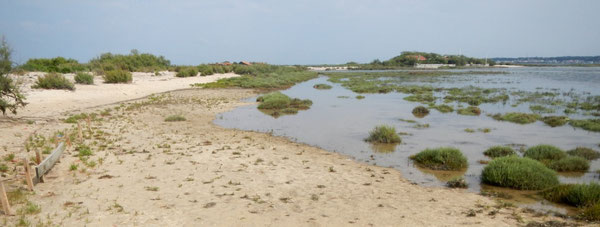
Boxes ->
[355,51,495,69]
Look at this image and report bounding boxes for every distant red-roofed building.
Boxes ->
[411,55,427,61]
[240,61,252,65]
[221,61,232,66]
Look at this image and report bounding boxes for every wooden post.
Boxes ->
[0,181,11,216]
[35,150,42,165]
[86,116,92,132]
[66,136,72,148]
[77,121,83,141]
[23,159,34,191]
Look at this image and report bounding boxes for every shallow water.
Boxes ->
[215,67,600,213]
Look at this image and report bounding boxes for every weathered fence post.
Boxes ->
[23,159,34,191]
[0,181,11,215]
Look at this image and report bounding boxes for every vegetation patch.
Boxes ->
[492,112,540,124]
[20,57,87,73]
[164,115,186,122]
[32,73,75,90]
[176,67,198,77]
[199,65,317,90]
[412,106,430,118]
[446,177,468,188]
[365,125,401,144]
[432,104,453,113]
[403,93,435,103]
[541,183,600,207]
[457,106,481,116]
[356,95,365,99]
[74,72,94,85]
[579,203,600,221]
[481,156,559,190]
[410,147,468,171]
[548,156,590,172]
[256,92,312,117]
[529,105,555,114]
[569,119,600,132]
[90,50,170,72]
[541,116,569,127]
[103,70,132,83]
[483,146,516,158]
[567,147,600,160]
[313,84,332,89]
[524,145,567,163]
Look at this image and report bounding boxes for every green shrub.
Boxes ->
[410,147,468,171]
[541,116,569,127]
[20,57,88,73]
[548,156,590,172]
[481,156,559,190]
[1,38,27,115]
[492,112,540,124]
[198,65,317,89]
[313,84,332,89]
[567,147,600,160]
[165,115,186,122]
[256,92,311,110]
[74,72,94,84]
[432,104,453,113]
[570,119,600,132]
[89,50,170,72]
[457,106,481,116]
[32,73,75,90]
[365,125,401,144]
[483,146,516,158]
[176,67,198,77]
[524,145,567,162]
[103,70,132,83]
[541,183,600,207]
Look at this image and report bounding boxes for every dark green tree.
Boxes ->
[0,36,27,115]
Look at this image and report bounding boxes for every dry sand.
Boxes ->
[0,75,589,226]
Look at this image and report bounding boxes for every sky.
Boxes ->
[1,0,599,65]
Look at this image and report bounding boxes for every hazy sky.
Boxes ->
[1,0,599,65]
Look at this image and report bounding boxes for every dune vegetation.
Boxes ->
[32,73,75,90]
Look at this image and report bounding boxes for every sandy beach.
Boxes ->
[0,74,588,226]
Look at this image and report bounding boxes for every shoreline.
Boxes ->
[0,85,588,226]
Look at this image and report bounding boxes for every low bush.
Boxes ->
[548,156,590,172]
[32,73,75,90]
[365,125,401,144]
[164,115,186,122]
[412,106,430,118]
[541,116,569,127]
[410,147,468,171]
[541,183,600,207]
[74,72,94,84]
[492,112,540,124]
[481,156,559,190]
[256,92,312,117]
[176,67,198,77]
[483,146,516,158]
[570,119,600,132]
[103,70,132,83]
[457,106,481,116]
[567,147,600,160]
[579,203,600,221]
[313,84,332,89]
[523,144,567,163]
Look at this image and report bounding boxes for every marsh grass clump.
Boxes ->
[541,116,569,127]
[103,70,132,83]
[529,105,555,114]
[313,84,332,89]
[74,72,94,85]
[164,115,186,122]
[403,93,435,103]
[524,145,567,163]
[569,119,600,132]
[481,156,559,190]
[541,183,600,207]
[492,112,540,124]
[356,95,365,99]
[457,106,481,116]
[548,156,590,172]
[567,147,600,160]
[410,147,468,171]
[579,203,600,221]
[432,104,454,113]
[256,92,312,117]
[446,177,468,188]
[365,125,401,144]
[176,67,198,77]
[483,146,516,158]
[412,106,430,118]
[32,73,75,90]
